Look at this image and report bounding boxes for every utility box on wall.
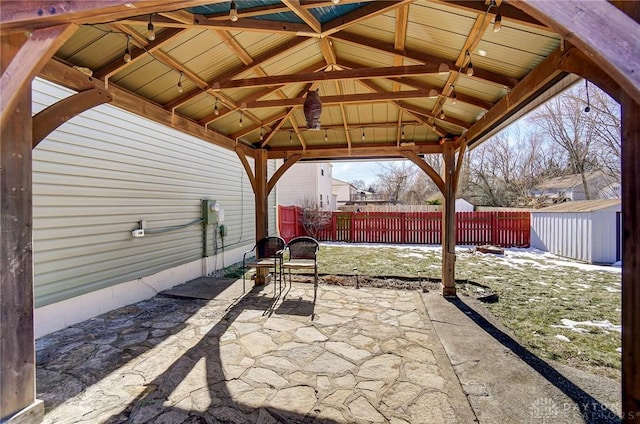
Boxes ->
[202,199,219,225]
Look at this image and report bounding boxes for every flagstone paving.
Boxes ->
[36,278,475,423]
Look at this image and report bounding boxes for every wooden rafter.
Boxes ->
[393,4,410,92]
[330,31,518,88]
[282,0,321,33]
[243,90,439,109]
[443,0,548,31]
[94,28,184,80]
[212,63,455,91]
[398,101,469,130]
[267,142,444,160]
[205,0,370,20]
[321,0,415,37]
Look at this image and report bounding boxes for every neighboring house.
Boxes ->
[530,171,620,204]
[32,79,275,337]
[277,163,335,210]
[332,178,358,206]
[530,199,622,264]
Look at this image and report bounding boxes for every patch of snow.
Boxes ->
[533,281,549,286]
[570,283,592,289]
[550,318,621,334]
[616,347,622,353]
[605,287,621,293]
[555,334,571,342]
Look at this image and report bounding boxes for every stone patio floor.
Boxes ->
[36,275,620,424]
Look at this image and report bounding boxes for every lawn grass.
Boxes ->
[315,243,622,380]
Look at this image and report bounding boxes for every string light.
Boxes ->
[493,11,502,32]
[361,128,365,141]
[289,131,293,144]
[439,110,445,120]
[177,71,184,93]
[451,85,457,104]
[214,98,219,115]
[230,1,238,22]
[259,127,263,141]
[146,14,156,41]
[463,51,474,76]
[239,111,243,127]
[123,35,132,63]
[324,129,328,142]
[584,79,591,113]
[332,0,340,4]
[401,126,405,140]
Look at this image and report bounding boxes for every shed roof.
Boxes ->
[535,199,621,213]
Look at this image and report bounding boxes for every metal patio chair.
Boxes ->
[281,236,319,288]
[242,236,285,293]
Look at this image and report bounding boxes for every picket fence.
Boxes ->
[278,206,530,247]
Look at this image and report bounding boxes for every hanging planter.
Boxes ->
[303,89,322,130]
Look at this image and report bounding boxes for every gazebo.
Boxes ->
[1,1,638,422]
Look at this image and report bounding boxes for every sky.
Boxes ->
[331,159,407,187]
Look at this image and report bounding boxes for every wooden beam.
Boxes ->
[267,154,303,195]
[244,90,440,109]
[235,147,256,193]
[254,149,269,241]
[557,46,621,102]
[204,0,369,20]
[0,33,43,423]
[267,143,443,160]
[456,14,490,68]
[441,142,456,297]
[321,0,414,36]
[393,5,410,92]
[330,31,519,89]
[397,101,469,130]
[453,140,468,193]
[510,0,640,103]
[621,92,640,424]
[282,0,321,33]
[1,24,77,133]
[39,59,247,155]
[32,88,112,148]
[93,28,184,80]
[441,0,548,31]
[462,45,566,147]
[0,1,224,35]
[401,150,445,194]
[212,63,452,91]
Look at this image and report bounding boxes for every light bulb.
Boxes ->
[177,72,184,93]
[452,92,457,104]
[493,12,502,32]
[332,0,340,4]
[260,128,263,141]
[324,129,328,142]
[239,112,243,127]
[440,111,445,119]
[361,129,365,141]
[289,132,293,144]
[230,1,238,22]
[123,48,131,63]
[214,99,219,115]
[401,127,405,140]
[146,16,155,41]
[466,62,474,76]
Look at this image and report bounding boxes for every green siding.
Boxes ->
[33,79,277,307]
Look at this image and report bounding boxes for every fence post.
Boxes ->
[491,212,498,246]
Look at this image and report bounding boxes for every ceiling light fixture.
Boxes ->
[493,11,502,32]
[177,71,184,93]
[230,1,238,22]
[123,36,132,63]
[146,14,156,41]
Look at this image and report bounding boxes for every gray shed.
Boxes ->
[531,200,622,264]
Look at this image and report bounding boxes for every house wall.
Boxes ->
[277,162,333,210]
[531,209,620,264]
[333,181,354,205]
[32,78,277,336]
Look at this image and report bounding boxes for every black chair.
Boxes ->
[242,236,285,293]
[281,236,319,287]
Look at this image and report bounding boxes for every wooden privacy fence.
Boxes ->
[278,206,530,247]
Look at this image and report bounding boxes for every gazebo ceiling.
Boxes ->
[21,0,570,159]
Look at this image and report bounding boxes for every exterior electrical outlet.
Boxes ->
[202,199,218,225]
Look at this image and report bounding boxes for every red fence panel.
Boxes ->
[278,207,530,247]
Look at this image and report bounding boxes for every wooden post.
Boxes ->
[441,143,456,297]
[253,149,270,285]
[0,35,43,423]
[621,93,640,423]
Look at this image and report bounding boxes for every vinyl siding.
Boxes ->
[32,78,277,307]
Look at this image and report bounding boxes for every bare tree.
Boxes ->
[528,81,617,199]
[374,162,413,204]
[300,200,332,239]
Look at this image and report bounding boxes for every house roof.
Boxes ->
[533,172,604,191]
[535,199,621,213]
[10,0,580,163]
